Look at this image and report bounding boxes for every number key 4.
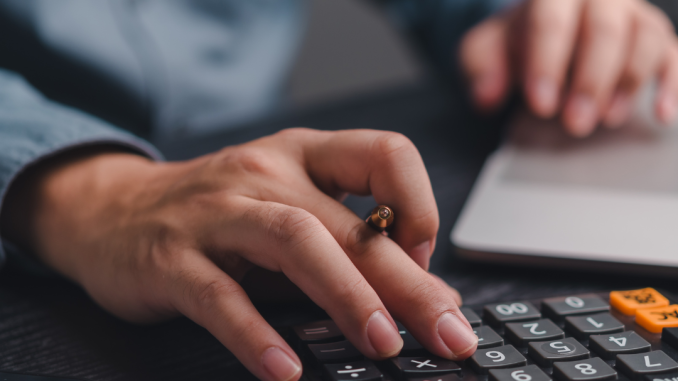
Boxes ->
[589,331,651,360]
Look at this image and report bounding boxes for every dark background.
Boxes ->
[1,1,677,380]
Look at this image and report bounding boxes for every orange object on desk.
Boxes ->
[636,304,678,333]
[609,288,669,316]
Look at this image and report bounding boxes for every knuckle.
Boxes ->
[404,279,445,308]
[588,17,625,40]
[334,274,371,303]
[265,205,324,249]
[530,9,569,37]
[372,132,417,161]
[214,147,277,177]
[193,279,239,310]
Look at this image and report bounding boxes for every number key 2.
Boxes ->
[505,319,564,347]
[542,294,609,321]
[553,357,617,381]
[490,365,551,381]
[469,345,527,374]
[484,301,541,328]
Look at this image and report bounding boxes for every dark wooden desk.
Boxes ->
[0,84,673,381]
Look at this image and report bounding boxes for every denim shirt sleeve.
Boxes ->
[0,68,162,269]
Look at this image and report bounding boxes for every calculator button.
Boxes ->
[484,301,542,327]
[294,320,343,343]
[489,365,552,381]
[636,305,678,333]
[397,322,425,355]
[543,294,609,321]
[645,371,678,381]
[308,340,363,363]
[565,313,624,340]
[407,374,462,381]
[662,328,678,349]
[617,351,678,379]
[506,319,565,347]
[461,307,482,327]
[553,358,617,381]
[469,345,528,374]
[390,356,462,375]
[528,337,590,367]
[610,288,669,316]
[589,331,651,360]
[324,361,383,381]
[475,326,505,349]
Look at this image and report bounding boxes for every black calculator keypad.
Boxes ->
[390,356,461,375]
[309,340,363,363]
[617,351,678,379]
[543,294,610,321]
[489,365,552,381]
[484,301,542,328]
[295,319,344,343]
[397,322,425,355]
[589,331,651,360]
[565,313,624,340]
[475,326,505,349]
[528,337,590,367]
[324,361,383,381]
[553,357,617,381]
[505,319,565,347]
[469,345,528,374]
[461,307,483,328]
[287,290,678,381]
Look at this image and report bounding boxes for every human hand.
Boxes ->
[460,0,678,136]
[0,129,476,381]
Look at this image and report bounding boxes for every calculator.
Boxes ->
[286,288,678,381]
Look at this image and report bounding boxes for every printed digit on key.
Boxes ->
[496,303,529,316]
[487,351,506,363]
[575,363,597,375]
[511,370,532,381]
[565,297,585,309]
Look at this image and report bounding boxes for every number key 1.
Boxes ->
[553,358,617,381]
[490,365,551,381]
[469,345,527,374]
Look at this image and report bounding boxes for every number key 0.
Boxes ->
[469,345,527,374]
[490,365,551,381]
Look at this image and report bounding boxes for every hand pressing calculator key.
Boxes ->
[284,288,678,381]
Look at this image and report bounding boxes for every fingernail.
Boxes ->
[566,94,598,137]
[409,241,433,269]
[659,91,678,124]
[531,77,558,117]
[438,312,478,359]
[367,310,403,357]
[604,92,632,128]
[262,347,301,381]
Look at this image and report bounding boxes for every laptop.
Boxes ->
[451,87,678,275]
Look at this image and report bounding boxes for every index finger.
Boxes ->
[282,128,439,270]
[522,0,583,117]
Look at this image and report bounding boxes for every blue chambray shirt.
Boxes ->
[0,0,515,268]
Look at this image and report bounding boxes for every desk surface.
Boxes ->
[0,84,674,381]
